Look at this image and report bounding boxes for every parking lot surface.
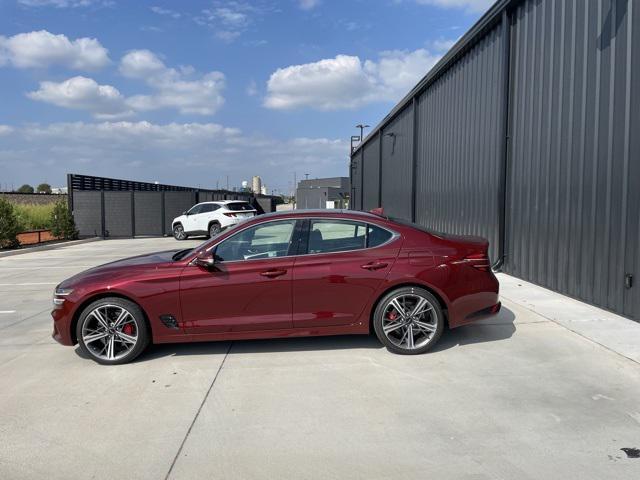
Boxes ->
[1,238,639,479]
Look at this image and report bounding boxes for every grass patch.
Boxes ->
[14,203,55,231]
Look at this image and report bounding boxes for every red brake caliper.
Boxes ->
[387,311,398,321]
[122,323,134,335]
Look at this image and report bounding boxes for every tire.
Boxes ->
[208,222,222,238]
[173,223,187,240]
[373,286,444,355]
[76,297,150,365]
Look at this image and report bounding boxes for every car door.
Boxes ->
[191,204,215,233]
[180,219,300,335]
[183,204,203,233]
[292,219,400,328]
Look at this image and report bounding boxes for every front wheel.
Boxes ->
[173,224,187,240]
[373,286,444,355]
[76,297,150,365]
[208,222,222,238]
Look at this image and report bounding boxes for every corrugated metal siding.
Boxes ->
[362,134,381,211]
[506,0,638,316]
[380,105,414,220]
[415,24,504,262]
[350,154,362,210]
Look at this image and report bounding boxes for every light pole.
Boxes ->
[355,124,370,143]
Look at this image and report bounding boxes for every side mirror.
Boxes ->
[193,252,216,270]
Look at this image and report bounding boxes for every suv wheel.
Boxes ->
[173,224,187,240]
[208,222,222,238]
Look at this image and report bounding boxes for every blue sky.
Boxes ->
[0,0,491,193]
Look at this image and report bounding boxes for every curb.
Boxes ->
[0,237,102,258]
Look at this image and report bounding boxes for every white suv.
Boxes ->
[172,201,256,240]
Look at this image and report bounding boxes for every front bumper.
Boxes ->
[51,301,76,346]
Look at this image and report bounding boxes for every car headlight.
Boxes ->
[53,287,73,307]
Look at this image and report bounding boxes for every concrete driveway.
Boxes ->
[1,238,639,479]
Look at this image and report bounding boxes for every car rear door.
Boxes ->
[292,218,400,328]
[180,219,300,334]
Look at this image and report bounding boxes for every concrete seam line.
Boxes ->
[500,293,640,367]
[0,308,53,331]
[164,341,233,480]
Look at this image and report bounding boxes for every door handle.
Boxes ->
[260,269,287,278]
[361,262,388,271]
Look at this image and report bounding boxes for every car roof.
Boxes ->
[251,209,385,221]
[198,200,249,205]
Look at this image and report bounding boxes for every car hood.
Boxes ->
[59,250,182,288]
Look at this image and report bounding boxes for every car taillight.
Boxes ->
[465,252,491,271]
[224,213,237,217]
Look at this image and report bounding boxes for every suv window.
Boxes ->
[199,204,215,213]
[226,202,254,211]
[187,204,203,215]
[215,220,296,262]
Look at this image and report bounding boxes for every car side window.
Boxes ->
[308,220,366,254]
[367,224,393,248]
[215,220,296,262]
[187,205,202,215]
[200,204,214,213]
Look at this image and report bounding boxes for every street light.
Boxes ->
[355,124,370,142]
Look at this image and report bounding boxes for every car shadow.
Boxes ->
[431,305,517,353]
[74,306,517,363]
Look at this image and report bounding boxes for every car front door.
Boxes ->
[180,219,299,335]
[184,204,203,233]
[292,219,400,328]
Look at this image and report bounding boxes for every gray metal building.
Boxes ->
[350,0,639,321]
[296,177,350,209]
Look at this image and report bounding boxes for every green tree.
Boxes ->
[0,197,21,248]
[36,183,52,194]
[50,200,78,240]
[17,184,34,194]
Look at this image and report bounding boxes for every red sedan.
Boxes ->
[52,210,500,364]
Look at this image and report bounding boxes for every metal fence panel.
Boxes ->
[350,154,362,211]
[164,191,196,235]
[415,24,504,261]
[104,191,133,237]
[505,0,638,317]
[134,192,163,236]
[380,105,413,220]
[72,191,103,238]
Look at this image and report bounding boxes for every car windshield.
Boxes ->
[171,248,193,261]
[225,202,254,211]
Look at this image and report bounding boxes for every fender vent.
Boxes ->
[159,314,179,329]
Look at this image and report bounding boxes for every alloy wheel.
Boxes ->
[381,293,437,350]
[174,225,186,240]
[81,305,139,361]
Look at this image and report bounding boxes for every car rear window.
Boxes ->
[225,202,254,211]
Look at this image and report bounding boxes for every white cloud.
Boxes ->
[0,30,110,70]
[0,125,14,136]
[150,6,181,18]
[415,0,493,13]
[195,1,269,42]
[298,0,320,10]
[264,48,443,110]
[246,79,258,96]
[2,121,348,192]
[18,0,111,7]
[27,76,132,119]
[119,50,226,115]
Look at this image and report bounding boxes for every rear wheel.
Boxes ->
[373,286,444,355]
[76,297,150,365]
[173,224,187,240]
[208,222,222,238]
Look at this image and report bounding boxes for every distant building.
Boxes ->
[296,177,349,210]
[251,176,262,194]
[260,185,267,195]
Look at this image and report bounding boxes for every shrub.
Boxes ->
[50,200,78,240]
[37,183,52,194]
[17,184,34,193]
[14,203,54,230]
[0,197,21,248]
